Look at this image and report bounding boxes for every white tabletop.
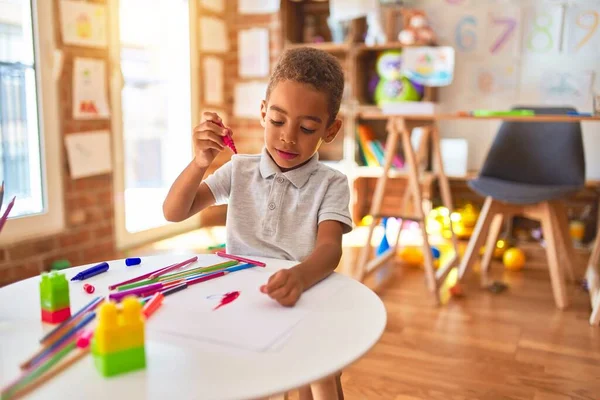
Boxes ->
[0,253,387,400]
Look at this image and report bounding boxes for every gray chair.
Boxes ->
[457,106,586,310]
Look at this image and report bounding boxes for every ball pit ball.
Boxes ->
[503,248,526,271]
[83,283,95,294]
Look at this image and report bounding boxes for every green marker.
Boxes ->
[472,109,535,117]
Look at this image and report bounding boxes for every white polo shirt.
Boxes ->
[203,147,353,262]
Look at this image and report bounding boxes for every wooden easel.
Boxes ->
[353,115,460,304]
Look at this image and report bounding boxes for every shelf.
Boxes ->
[355,42,427,53]
[284,41,350,52]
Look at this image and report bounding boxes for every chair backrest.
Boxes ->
[479,106,586,187]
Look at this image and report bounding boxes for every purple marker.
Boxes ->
[109,282,164,301]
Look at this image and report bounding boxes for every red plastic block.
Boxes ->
[41,307,71,324]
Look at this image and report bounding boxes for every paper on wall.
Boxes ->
[238,28,270,78]
[72,57,110,120]
[65,131,113,179]
[59,0,108,48]
[238,0,279,14]
[203,56,224,105]
[199,16,228,52]
[201,0,224,13]
[234,81,267,119]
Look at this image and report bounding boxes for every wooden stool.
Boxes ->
[457,198,576,310]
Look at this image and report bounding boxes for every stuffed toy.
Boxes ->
[397,9,436,46]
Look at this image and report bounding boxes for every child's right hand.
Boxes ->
[193,111,232,168]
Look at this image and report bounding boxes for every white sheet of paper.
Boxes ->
[239,28,270,78]
[521,4,564,55]
[238,0,279,14]
[564,4,600,54]
[148,266,349,352]
[64,131,112,179]
[201,0,224,13]
[199,17,228,52]
[72,57,110,119]
[329,0,377,22]
[59,0,108,48]
[539,70,595,112]
[440,138,468,177]
[234,81,267,119]
[203,56,224,105]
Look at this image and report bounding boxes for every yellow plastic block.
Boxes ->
[94,297,145,355]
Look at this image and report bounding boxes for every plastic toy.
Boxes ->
[373,51,421,106]
[92,297,146,377]
[39,271,71,324]
[397,9,436,46]
[399,246,424,266]
[503,248,525,271]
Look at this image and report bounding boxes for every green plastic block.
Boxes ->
[91,340,146,377]
[51,259,71,270]
[39,271,70,311]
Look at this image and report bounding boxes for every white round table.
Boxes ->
[0,253,387,400]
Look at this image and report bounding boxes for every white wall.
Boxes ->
[415,0,600,179]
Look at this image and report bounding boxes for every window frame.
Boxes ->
[0,0,65,245]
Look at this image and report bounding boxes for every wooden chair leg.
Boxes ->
[457,196,496,280]
[539,202,569,310]
[550,201,577,282]
[480,213,504,286]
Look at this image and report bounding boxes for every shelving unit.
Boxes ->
[279,0,438,224]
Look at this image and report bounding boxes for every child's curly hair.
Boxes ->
[266,47,345,125]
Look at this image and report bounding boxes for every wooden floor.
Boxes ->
[331,254,600,400]
[135,229,600,400]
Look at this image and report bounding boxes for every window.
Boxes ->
[0,0,64,243]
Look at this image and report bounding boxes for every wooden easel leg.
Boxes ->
[550,201,577,283]
[457,196,496,280]
[354,119,400,281]
[538,202,569,310]
[431,126,460,256]
[399,122,438,303]
[480,213,504,286]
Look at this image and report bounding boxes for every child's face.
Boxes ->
[260,80,342,171]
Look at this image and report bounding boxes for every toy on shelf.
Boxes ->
[397,9,436,46]
[365,6,387,46]
[39,271,71,324]
[92,297,146,377]
[372,50,422,106]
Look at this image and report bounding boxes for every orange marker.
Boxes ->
[142,293,164,319]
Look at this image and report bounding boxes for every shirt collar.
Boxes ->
[259,147,320,188]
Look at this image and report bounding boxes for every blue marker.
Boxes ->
[71,262,109,281]
[566,111,592,116]
[125,257,141,266]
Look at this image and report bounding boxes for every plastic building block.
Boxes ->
[92,297,146,377]
[41,307,71,324]
[92,345,146,377]
[40,271,70,323]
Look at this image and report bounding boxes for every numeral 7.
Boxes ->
[490,17,517,53]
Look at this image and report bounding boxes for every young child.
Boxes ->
[163,47,353,308]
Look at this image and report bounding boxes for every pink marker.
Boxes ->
[214,120,237,154]
[215,251,265,267]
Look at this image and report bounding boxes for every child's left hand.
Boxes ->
[260,268,304,307]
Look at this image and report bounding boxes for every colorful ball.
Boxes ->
[399,247,424,266]
[503,248,526,271]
